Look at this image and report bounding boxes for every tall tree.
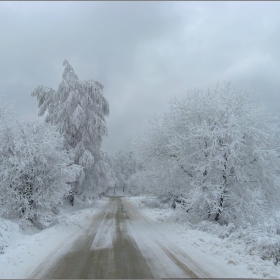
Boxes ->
[31,60,109,204]
[134,83,280,225]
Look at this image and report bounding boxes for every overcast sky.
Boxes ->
[1,1,280,153]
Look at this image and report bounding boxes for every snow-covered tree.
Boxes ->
[101,151,143,193]
[31,60,109,204]
[111,151,143,190]
[0,105,82,226]
[134,83,280,225]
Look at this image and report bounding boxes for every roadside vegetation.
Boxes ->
[1,61,280,267]
[0,61,141,229]
[128,83,280,265]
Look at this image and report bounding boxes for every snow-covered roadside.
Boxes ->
[126,196,280,279]
[0,198,108,279]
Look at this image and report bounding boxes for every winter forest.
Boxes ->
[1,60,280,269]
[0,61,142,227]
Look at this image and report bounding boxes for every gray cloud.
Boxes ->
[1,1,280,153]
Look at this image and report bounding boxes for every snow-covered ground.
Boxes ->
[126,195,280,279]
[1,193,280,278]
[0,199,106,278]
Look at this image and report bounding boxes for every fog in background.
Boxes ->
[1,1,280,153]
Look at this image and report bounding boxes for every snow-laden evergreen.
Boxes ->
[31,60,109,203]
[132,83,280,226]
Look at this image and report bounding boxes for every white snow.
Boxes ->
[0,199,106,279]
[90,209,116,251]
[1,194,280,278]
[126,195,280,279]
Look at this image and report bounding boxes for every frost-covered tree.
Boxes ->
[0,105,82,226]
[31,60,109,204]
[134,83,280,225]
[112,151,143,190]
[101,151,142,193]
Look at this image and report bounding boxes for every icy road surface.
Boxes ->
[27,196,254,279]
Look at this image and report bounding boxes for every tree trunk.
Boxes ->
[215,189,225,221]
[215,153,227,221]
[69,189,74,206]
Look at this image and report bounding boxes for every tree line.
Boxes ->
[0,61,140,228]
[2,60,278,228]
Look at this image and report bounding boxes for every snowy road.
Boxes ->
[27,196,254,279]
[31,197,154,278]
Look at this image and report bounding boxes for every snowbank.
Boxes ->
[0,198,106,278]
[0,218,25,255]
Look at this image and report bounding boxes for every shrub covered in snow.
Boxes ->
[190,212,280,266]
[0,105,82,227]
